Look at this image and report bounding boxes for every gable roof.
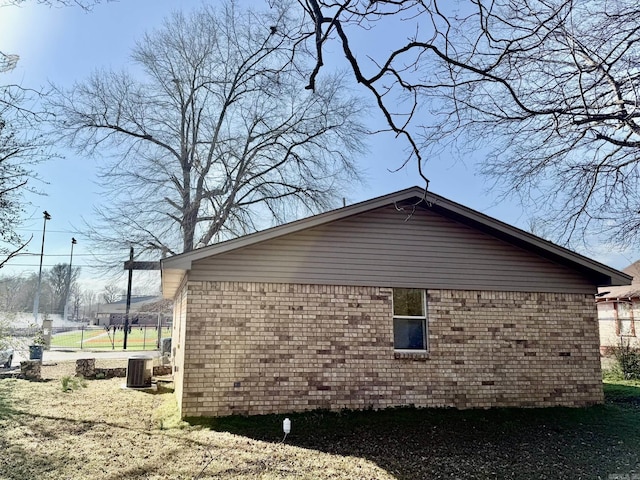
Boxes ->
[623,260,640,280]
[96,295,169,314]
[161,186,632,298]
[597,260,640,300]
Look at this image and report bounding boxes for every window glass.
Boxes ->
[393,288,427,351]
[618,303,634,336]
[393,288,424,317]
[393,318,426,350]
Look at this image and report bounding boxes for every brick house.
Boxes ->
[597,261,640,353]
[161,187,630,418]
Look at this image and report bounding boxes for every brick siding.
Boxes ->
[175,282,602,417]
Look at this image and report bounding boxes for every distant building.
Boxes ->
[597,261,640,353]
[94,295,172,327]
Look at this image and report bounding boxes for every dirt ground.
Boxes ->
[2,359,639,479]
[0,361,393,480]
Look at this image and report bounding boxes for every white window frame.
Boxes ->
[392,289,428,352]
[616,301,636,337]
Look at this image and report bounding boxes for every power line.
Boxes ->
[13,252,122,257]
[13,228,84,234]
[5,263,120,268]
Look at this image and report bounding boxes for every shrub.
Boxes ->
[602,362,624,381]
[61,375,87,392]
[28,323,46,346]
[612,338,640,380]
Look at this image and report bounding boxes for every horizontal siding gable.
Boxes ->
[189,205,595,293]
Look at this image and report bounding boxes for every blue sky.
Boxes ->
[0,0,636,293]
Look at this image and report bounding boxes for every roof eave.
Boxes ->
[423,196,632,287]
[161,268,186,300]
[160,186,632,297]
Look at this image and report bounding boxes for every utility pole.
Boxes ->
[63,237,77,321]
[121,250,161,350]
[32,211,51,325]
[123,246,134,349]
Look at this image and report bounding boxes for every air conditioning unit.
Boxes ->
[126,355,153,388]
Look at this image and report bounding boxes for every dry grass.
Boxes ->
[2,361,640,479]
[0,361,392,480]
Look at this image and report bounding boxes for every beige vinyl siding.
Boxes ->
[189,205,596,293]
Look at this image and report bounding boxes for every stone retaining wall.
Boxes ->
[75,359,172,379]
[20,360,41,380]
[0,361,42,381]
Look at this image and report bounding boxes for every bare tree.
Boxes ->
[0,53,19,75]
[69,283,82,320]
[45,263,80,315]
[51,1,367,261]
[1,0,103,9]
[0,85,51,268]
[1,0,108,69]
[0,117,32,268]
[0,274,35,312]
[296,0,640,247]
[1,0,57,268]
[81,289,97,319]
[101,284,122,304]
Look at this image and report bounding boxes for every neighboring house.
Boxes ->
[94,296,172,327]
[597,261,640,352]
[161,187,631,418]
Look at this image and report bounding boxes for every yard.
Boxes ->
[49,326,170,351]
[0,361,639,479]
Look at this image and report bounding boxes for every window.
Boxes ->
[393,288,427,350]
[616,302,636,337]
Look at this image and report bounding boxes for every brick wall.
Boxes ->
[175,282,603,417]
